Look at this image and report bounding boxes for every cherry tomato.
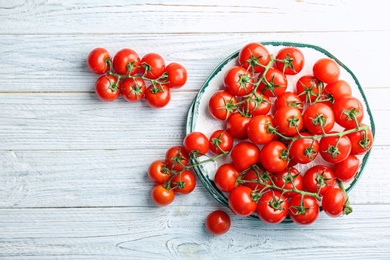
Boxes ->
[140,53,166,79]
[145,84,171,108]
[275,47,305,75]
[165,62,187,88]
[94,75,120,102]
[224,66,254,96]
[257,190,289,224]
[148,160,171,184]
[209,130,233,155]
[259,141,288,173]
[289,194,319,225]
[165,146,190,171]
[347,125,374,155]
[205,210,231,236]
[230,142,260,171]
[208,90,238,120]
[289,133,319,164]
[171,170,196,194]
[322,187,347,217]
[319,133,351,163]
[183,131,209,157]
[241,166,272,191]
[214,164,240,192]
[87,47,111,74]
[333,96,364,129]
[274,91,304,112]
[296,75,321,103]
[240,90,271,116]
[313,58,340,84]
[258,68,288,97]
[120,78,146,102]
[323,79,352,103]
[303,103,335,135]
[228,186,257,217]
[112,48,140,75]
[247,115,275,145]
[151,184,175,206]
[303,165,336,196]
[238,42,270,73]
[273,106,303,137]
[226,112,251,140]
[333,154,360,182]
[272,167,303,197]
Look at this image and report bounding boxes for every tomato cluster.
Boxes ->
[87,47,187,108]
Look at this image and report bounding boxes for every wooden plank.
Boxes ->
[0,205,389,258]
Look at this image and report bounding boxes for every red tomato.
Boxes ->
[214,164,240,192]
[241,166,272,191]
[145,84,171,108]
[319,133,351,163]
[209,130,234,155]
[183,131,209,157]
[273,106,303,137]
[165,62,187,88]
[289,133,319,164]
[259,141,288,173]
[151,184,175,206]
[240,91,271,116]
[333,154,360,182]
[247,115,275,145]
[226,112,251,140]
[208,90,238,120]
[303,165,336,196]
[231,142,260,171]
[288,194,319,225]
[296,75,321,103]
[274,47,305,75]
[165,146,190,171]
[323,79,352,103]
[322,188,347,217]
[238,42,270,73]
[112,48,140,75]
[313,58,340,84]
[205,210,231,236]
[258,68,288,97]
[257,190,288,224]
[148,160,171,184]
[120,78,146,102]
[94,75,120,102]
[274,91,304,112]
[333,96,364,129]
[87,47,111,74]
[140,53,166,79]
[171,170,196,194]
[228,186,257,217]
[272,167,303,197]
[347,125,374,155]
[223,66,254,96]
[303,103,335,135]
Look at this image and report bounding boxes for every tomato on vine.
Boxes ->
[224,66,254,96]
[272,167,304,197]
[231,142,260,171]
[322,187,351,217]
[121,78,146,102]
[319,133,351,163]
[259,141,288,173]
[171,170,196,194]
[302,165,336,196]
[257,190,289,224]
[333,96,364,129]
[274,91,304,112]
[226,112,251,140]
[347,125,373,155]
[303,103,335,135]
[288,133,319,164]
[214,164,240,192]
[183,131,209,157]
[140,53,166,79]
[258,68,288,97]
[313,58,340,84]
[274,47,305,75]
[333,155,360,182]
[145,84,171,108]
[238,42,270,73]
[247,115,275,145]
[209,130,233,155]
[273,106,303,137]
[113,48,140,75]
[151,184,175,206]
[165,146,190,171]
[288,194,319,225]
[94,75,120,102]
[208,90,238,120]
[165,62,187,88]
[87,47,111,74]
[228,186,257,217]
[148,160,171,184]
[296,75,321,103]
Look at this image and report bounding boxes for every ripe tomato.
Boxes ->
[240,90,271,116]
[256,190,289,224]
[302,165,336,196]
[164,62,187,88]
[247,115,275,145]
[333,154,360,182]
[296,75,321,103]
[205,210,231,236]
[223,66,254,96]
[228,186,257,217]
[148,160,171,184]
[274,47,305,75]
[94,75,120,102]
[303,103,335,135]
[347,125,374,155]
[274,91,304,112]
[272,167,303,197]
[208,90,238,120]
[258,68,287,97]
[171,170,196,194]
[319,133,351,163]
[289,133,319,164]
[226,112,251,140]
[333,96,364,129]
[230,142,260,171]
[87,47,111,74]
[112,48,140,75]
[209,130,233,155]
[145,84,171,108]
[313,58,340,84]
[323,79,352,103]
[238,42,270,73]
[273,106,303,136]
[289,194,319,225]
[259,141,288,173]
[140,53,166,79]
[151,184,175,206]
[120,78,146,102]
[183,131,209,157]
[321,188,347,217]
[241,166,272,191]
[165,146,190,171]
[214,164,240,192]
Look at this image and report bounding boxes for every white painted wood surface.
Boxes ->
[0,1,389,259]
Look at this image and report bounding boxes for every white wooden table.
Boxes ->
[1,1,389,259]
